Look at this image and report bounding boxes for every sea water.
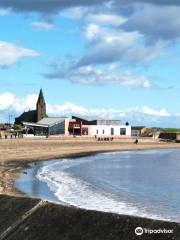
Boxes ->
[16,149,180,222]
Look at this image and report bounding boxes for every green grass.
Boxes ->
[161,128,180,133]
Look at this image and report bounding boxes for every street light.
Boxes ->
[8,114,13,127]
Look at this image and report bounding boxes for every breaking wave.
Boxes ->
[37,157,170,221]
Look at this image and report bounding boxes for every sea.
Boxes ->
[16,149,180,222]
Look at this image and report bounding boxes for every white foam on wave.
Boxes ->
[36,158,170,221]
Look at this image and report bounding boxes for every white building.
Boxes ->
[90,125,131,137]
[71,116,132,137]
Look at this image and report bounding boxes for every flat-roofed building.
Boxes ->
[90,124,131,137]
[23,117,70,136]
[23,116,131,137]
[71,116,131,137]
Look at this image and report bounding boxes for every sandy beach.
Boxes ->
[1,138,180,239]
[2,137,180,162]
[1,137,180,196]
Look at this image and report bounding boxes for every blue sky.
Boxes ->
[0,0,180,127]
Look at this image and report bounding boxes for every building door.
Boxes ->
[111,128,114,135]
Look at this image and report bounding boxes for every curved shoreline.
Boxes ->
[1,138,180,197]
[1,139,180,239]
[16,148,180,224]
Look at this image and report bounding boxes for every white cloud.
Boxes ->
[0,41,40,68]
[0,7,11,15]
[84,24,101,39]
[61,7,88,19]
[118,73,152,88]
[136,106,170,117]
[79,24,164,66]
[32,21,54,31]
[0,92,14,110]
[0,92,38,112]
[63,8,127,26]
[61,8,126,28]
[43,16,163,87]
[45,102,127,119]
[45,64,152,88]
[47,102,87,116]
[87,13,127,26]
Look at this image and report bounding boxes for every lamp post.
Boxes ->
[8,114,12,127]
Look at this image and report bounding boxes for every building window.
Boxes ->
[102,129,105,134]
[132,130,139,136]
[83,128,88,135]
[96,129,98,134]
[111,128,114,135]
[120,128,126,135]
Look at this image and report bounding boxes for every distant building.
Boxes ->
[23,117,70,136]
[71,116,121,126]
[70,116,131,137]
[131,126,146,137]
[15,89,47,125]
[22,115,131,137]
[159,132,180,141]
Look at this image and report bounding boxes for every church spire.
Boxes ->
[37,88,45,104]
[36,89,46,122]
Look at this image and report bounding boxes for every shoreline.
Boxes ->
[15,152,180,223]
[1,139,180,239]
[1,138,180,197]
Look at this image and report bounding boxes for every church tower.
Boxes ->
[36,89,46,122]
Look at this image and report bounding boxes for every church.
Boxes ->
[15,89,47,125]
[19,89,70,136]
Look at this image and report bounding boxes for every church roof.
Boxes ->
[15,110,37,124]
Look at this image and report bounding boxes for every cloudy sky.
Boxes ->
[0,0,180,127]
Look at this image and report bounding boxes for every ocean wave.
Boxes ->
[37,159,169,221]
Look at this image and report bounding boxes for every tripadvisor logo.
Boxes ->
[135,227,143,235]
[135,227,174,235]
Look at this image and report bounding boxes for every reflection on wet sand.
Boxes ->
[0,162,22,196]
[0,161,46,198]
[16,161,59,202]
[29,162,42,196]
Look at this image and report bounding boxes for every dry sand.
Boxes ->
[1,137,180,162]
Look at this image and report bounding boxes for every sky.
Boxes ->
[0,0,180,127]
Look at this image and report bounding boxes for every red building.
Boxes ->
[69,120,83,136]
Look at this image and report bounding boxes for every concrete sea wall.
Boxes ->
[0,195,180,240]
